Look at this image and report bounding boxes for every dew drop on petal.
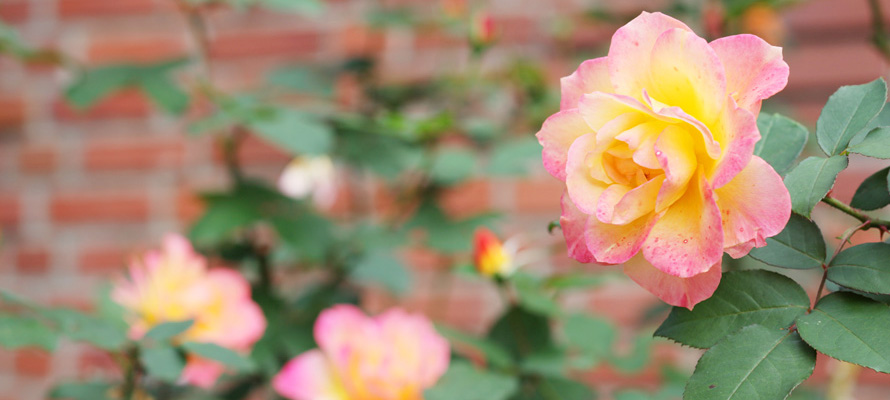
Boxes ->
[683,239,688,244]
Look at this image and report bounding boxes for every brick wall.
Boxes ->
[1,0,890,399]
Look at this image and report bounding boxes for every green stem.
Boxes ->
[812,219,871,308]
[867,0,890,63]
[821,196,890,231]
[119,346,140,400]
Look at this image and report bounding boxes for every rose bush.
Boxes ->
[538,12,791,308]
[112,234,266,387]
[273,304,450,400]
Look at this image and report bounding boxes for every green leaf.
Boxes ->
[435,325,513,368]
[248,109,333,155]
[488,306,552,360]
[271,210,334,263]
[143,320,194,342]
[520,347,567,377]
[754,114,809,175]
[685,325,815,400]
[43,309,128,350]
[138,74,189,115]
[488,136,543,176]
[65,65,135,109]
[797,292,890,373]
[783,156,848,218]
[748,213,826,269]
[848,127,890,158]
[850,167,890,211]
[828,242,890,294]
[0,315,57,350]
[539,377,596,400]
[563,313,615,360]
[544,272,608,290]
[349,250,412,295]
[512,272,561,316]
[655,270,810,348]
[424,360,519,400]
[429,146,477,185]
[182,341,255,372]
[48,382,113,400]
[141,345,185,383]
[258,0,324,14]
[188,194,261,245]
[816,78,887,156]
[607,333,653,372]
[267,65,334,96]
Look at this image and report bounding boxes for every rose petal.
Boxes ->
[560,192,594,263]
[707,99,760,188]
[595,184,632,223]
[648,28,727,125]
[613,175,665,225]
[624,256,722,309]
[181,357,225,389]
[615,121,664,169]
[536,109,593,180]
[716,156,791,258]
[377,308,450,388]
[608,12,693,100]
[586,209,659,265]
[642,169,724,278]
[654,125,697,212]
[560,57,613,110]
[581,92,721,160]
[565,132,608,214]
[710,34,789,114]
[314,305,372,369]
[273,350,347,400]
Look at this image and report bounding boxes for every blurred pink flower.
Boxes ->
[538,12,791,309]
[273,305,450,400]
[113,234,266,387]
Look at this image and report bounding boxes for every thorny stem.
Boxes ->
[812,219,871,309]
[821,196,890,232]
[868,0,890,63]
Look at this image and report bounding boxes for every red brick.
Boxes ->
[492,16,536,44]
[19,146,57,174]
[414,27,465,49]
[57,0,156,18]
[0,194,20,226]
[78,246,129,274]
[209,30,319,60]
[87,35,187,64]
[440,179,489,218]
[84,138,184,171]
[55,90,151,120]
[50,191,149,223]
[177,188,205,223]
[77,349,119,378]
[514,178,563,214]
[15,248,49,275]
[14,348,51,377]
[0,0,29,23]
[0,97,26,128]
[337,25,386,56]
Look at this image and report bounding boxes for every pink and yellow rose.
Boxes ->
[112,234,266,387]
[538,12,791,308]
[273,304,450,400]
